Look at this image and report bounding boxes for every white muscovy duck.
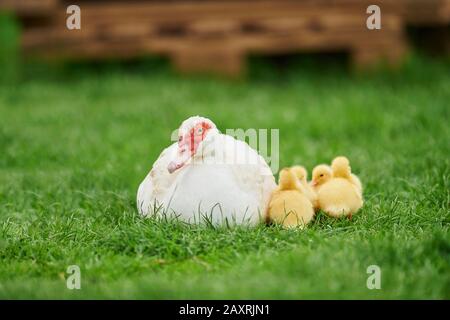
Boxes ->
[137,116,276,226]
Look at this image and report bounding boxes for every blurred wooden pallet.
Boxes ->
[0,0,58,16]
[1,0,448,76]
[401,0,450,24]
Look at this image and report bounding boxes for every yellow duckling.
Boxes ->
[268,168,315,228]
[291,165,318,210]
[331,156,363,197]
[312,159,363,218]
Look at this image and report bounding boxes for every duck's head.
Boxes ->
[331,156,351,175]
[291,165,308,183]
[311,164,332,187]
[167,116,218,173]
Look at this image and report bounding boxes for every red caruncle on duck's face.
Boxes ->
[179,122,211,156]
[168,121,212,173]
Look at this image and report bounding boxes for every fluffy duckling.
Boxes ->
[331,156,362,196]
[268,168,315,228]
[311,161,363,218]
[291,165,318,209]
[310,164,333,193]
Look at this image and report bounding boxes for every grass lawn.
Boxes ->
[0,55,449,299]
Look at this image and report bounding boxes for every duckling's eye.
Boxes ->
[319,174,324,177]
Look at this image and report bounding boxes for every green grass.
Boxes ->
[0,54,449,299]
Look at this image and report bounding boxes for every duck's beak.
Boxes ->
[167,148,191,173]
[167,130,196,174]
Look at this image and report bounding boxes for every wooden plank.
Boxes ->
[21,10,403,48]
[171,47,244,77]
[0,0,59,16]
[48,1,401,24]
[23,24,406,59]
[400,0,450,24]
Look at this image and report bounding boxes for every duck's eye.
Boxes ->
[178,136,182,142]
[198,128,203,134]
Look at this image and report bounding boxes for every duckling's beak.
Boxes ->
[311,180,318,187]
